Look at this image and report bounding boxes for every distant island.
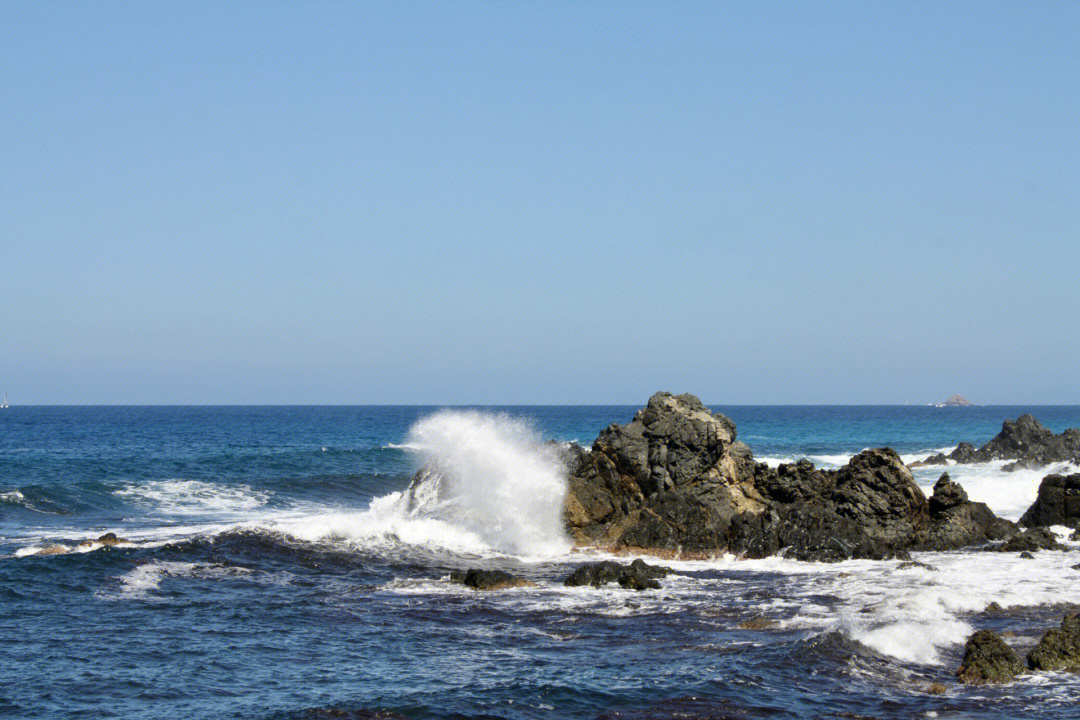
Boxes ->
[937,394,974,407]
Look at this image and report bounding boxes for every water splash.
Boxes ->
[396,410,571,557]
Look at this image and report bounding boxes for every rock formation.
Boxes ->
[940,395,974,406]
[916,415,1080,469]
[449,569,535,591]
[559,392,1018,560]
[956,630,1025,684]
[563,559,670,590]
[1027,614,1080,671]
[1019,473,1080,529]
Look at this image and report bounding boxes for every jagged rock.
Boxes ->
[988,527,1061,553]
[1020,474,1080,529]
[896,560,937,571]
[564,559,670,591]
[956,630,1025,684]
[913,474,1018,551]
[935,417,1080,469]
[948,442,979,463]
[985,602,1004,613]
[1019,551,1035,559]
[450,569,535,591]
[1027,614,1080,671]
[558,392,1019,561]
[910,452,948,468]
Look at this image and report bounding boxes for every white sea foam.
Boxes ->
[266,411,572,558]
[109,561,254,599]
[115,479,271,517]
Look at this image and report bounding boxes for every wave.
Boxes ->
[264,410,572,558]
[114,479,272,517]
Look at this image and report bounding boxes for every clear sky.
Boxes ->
[2,1,1078,405]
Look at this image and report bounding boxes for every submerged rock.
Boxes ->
[1020,474,1080,529]
[450,569,535,591]
[560,392,1018,561]
[737,615,777,630]
[564,559,670,591]
[76,532,128,549]
[956,630,1025,685]
[1027,614,1080,671]
[34,545,69,556]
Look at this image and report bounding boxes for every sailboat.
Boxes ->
[1,393,8,409]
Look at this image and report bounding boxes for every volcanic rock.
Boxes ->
[913,474,1018,551]
[956,630,1025,684]
[557,392,1019,561]
[451,569,535,591]
[932,416,1080,469]
[1027,614,1080,671]
[1020,474,1080,529]
[564,559,670,591]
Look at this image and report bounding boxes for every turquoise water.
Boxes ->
[2,405,1079,719]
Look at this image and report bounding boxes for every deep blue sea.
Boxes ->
[2,404,1079,720]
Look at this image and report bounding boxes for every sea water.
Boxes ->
[1,405,1078,719]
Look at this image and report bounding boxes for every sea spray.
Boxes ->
[396,410,571,557]
[269,410,573,557]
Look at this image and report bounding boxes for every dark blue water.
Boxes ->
[2,405,1079,719]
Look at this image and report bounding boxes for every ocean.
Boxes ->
[1,404,1078,719]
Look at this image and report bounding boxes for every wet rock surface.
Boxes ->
[559,392,1019,561]
[956,630,1026,684]
[921,415,1080,469]
[1020,473,1080,529]
[564,559,670,590]
[1027,614,1080,671]
[450,569,535,591]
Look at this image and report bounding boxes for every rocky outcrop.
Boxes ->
[909,452,948,468]
[940,395,974,407]
[986,526,1061,553]
[450,569,535,591]
[560,392,1016,561]
[956,630,1025,684]
[564,559,670,590]
[921,415,1080,469]
[1019,474,1080,529]
[1027,614,1080,671]
[912,474,1018,551]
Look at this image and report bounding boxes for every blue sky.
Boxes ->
[2,1,1078,404]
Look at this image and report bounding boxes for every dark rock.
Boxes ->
[896,560,937,571]
[946,416,1080,468]
[77,532,127,549]
[1020,474,1080,529]
[985,602,1004,613]
[561,393,1019,561]
[452,569,534,591]
[913,474,1019,551]
[910,452,949,468]
[926,682,947,694]
[564,559,670,591]
[949,442,980,463]
[1019,551,1035,559]
[988,527,1061,553]
[956,630,1025,684]
[1027,614,1080,671]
